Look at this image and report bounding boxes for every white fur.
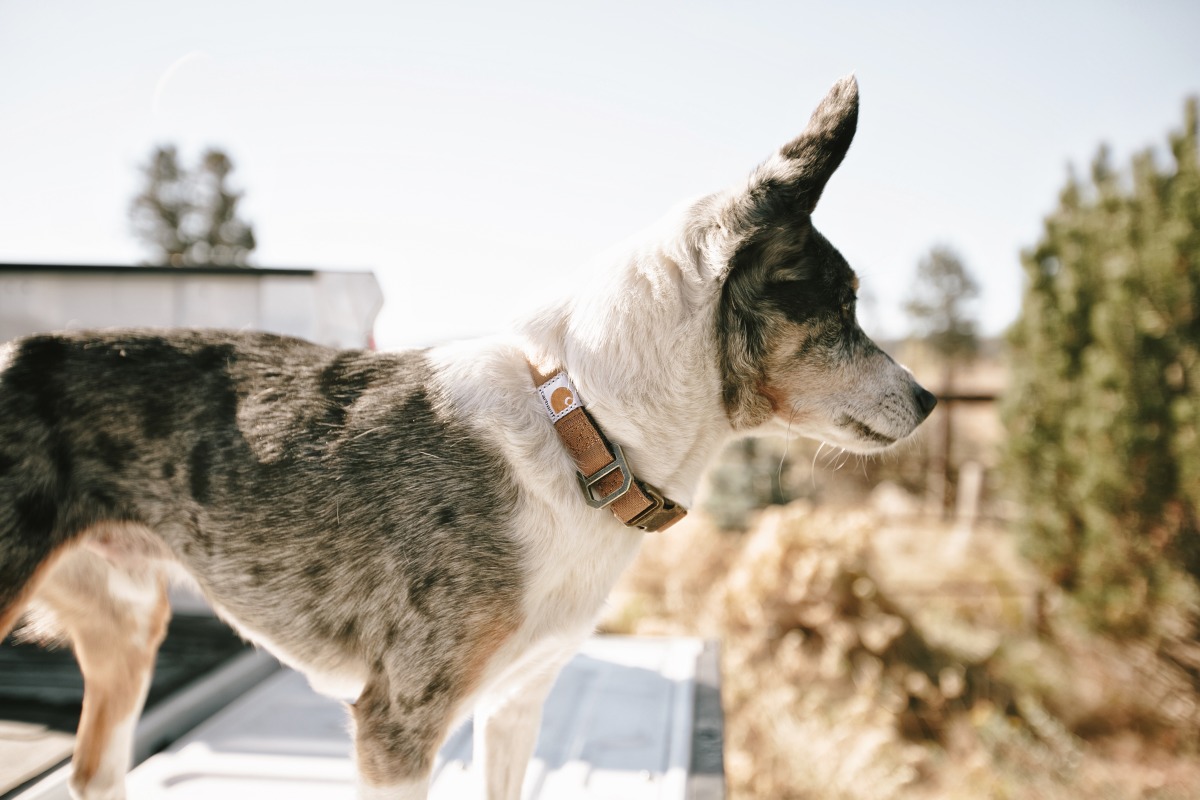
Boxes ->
[68,715,137,800]
[103,572,159,633]
[359,778,429,800]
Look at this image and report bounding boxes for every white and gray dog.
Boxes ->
[0,76,935,799]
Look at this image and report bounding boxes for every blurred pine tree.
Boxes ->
[130,145,257,267]
[905,246,979,517]
[906,245,980,364]
[1004,99,1200,636]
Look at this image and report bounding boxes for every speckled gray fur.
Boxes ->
[0,330,523,777]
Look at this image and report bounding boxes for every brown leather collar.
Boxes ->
[529,363,686,532]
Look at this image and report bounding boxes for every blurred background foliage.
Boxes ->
[606,97,1200,798]
[130,145,257,267]
[1004,98,1200,639]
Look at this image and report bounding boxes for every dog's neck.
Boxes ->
[519,214,736,507]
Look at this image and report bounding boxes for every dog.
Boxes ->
[0,75,935,799]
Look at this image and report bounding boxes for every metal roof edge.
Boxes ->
[0,263,338,277]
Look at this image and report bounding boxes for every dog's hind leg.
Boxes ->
[0,541,71,641]
[31,539,171,800]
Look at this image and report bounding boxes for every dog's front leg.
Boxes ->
[473,643,578,800]
[351,668,451,800]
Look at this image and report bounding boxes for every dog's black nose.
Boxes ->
[914,385,937,420]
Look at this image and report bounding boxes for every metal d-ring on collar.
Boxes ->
[576,441,634,509]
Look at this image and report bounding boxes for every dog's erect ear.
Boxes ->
[777,75,859,213]
[777,74,864,212]
[720,76,859,230]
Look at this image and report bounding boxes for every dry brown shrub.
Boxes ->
[604,500,1200,799]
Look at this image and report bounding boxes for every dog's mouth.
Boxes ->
[835,414,897,447]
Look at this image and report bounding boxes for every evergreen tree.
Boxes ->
[1003,99,1200,636]
[906,245,980,364]
[905,246,979,517]
[130,145,257,266]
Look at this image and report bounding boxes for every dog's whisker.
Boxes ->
[821,446,840,468]
[777,407,797,485]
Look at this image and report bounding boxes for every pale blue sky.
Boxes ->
[1,1,1197,348]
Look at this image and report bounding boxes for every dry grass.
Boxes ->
[601,500,1200,799]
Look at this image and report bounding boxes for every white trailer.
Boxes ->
[0,264,383,349]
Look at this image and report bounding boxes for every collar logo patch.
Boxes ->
[536,372,582,423]
[550,387,574,414]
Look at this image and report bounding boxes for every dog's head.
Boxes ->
[702,76,936,451]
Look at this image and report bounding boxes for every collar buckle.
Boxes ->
[575,442,634,508]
